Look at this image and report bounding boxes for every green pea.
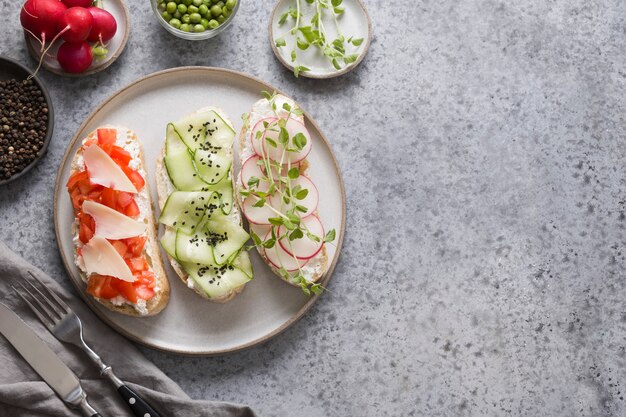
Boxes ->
[173,10,182,18]
[193,24,205,32]
[180,23,191,32]
[198,4,208,15]
[217,14,225,23]
[166,1,177,13]
[161,11,172,20]
[158,1,166,10]
[182,0,192,5]
[225,0,235,9]
[201,18,209,28]
[222,7,231,18]
[211,0,219,3]
[216,1,224,7]
[189,12,201,23]
[192,0,202,5]
[210,4,221,16]
[177,3,187,13]
[169,18,181,28]
[202,0,211,5]
[182,13,191,23]
[208,19,219,29]
[189,5,199,13]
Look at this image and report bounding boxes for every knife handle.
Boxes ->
[118,384,162,417]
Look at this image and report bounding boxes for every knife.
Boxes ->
[0,303,102,417]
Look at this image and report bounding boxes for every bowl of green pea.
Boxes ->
[152,0,238,40]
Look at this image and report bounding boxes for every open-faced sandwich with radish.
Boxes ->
[236,93,336,295]
[66,127,169,316]
[155,108,253,303]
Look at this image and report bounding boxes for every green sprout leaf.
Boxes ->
[351,37,364,46]
[275,38,286,48]
[295,188,309,200]
[307,231,321,242]
[278,11,289,25]
[288,167,300,179]
[289,228,304,240]
[324,229,336,242]
[247,176,260,188]
[252,197,266,208]
[293,132,307,150]
[279,127,289,144]
[269,217,284,226]
[294,65,310,78]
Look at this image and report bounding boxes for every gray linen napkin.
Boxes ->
[0,241,257,417]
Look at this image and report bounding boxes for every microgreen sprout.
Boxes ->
[274,0,364,77]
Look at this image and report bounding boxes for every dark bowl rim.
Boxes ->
[0,55,55,186]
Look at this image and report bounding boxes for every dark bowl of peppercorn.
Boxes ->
[0,56,54,185]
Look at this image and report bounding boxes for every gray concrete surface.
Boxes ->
[1,1,625,416]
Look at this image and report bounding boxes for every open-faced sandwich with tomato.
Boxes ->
[236,93,336,295]
[155,108,253,303]
[66,127,169,316]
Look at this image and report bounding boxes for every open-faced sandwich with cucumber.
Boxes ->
[155,107,253,303]
[236,93,336,295]
[66,127,169,316]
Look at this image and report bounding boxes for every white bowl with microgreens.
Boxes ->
[269,0,372,78]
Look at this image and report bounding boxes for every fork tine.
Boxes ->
[13,285,55,330]
[16,280,62,323]
[27,271,70,313]
[22,274,65,321]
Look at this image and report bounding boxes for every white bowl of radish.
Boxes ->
[21,0,130,76]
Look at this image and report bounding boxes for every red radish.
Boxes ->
[250,117,276,157]
[262,117,312,164]
[278,215,324,260]
[87,5,117,43]
[269,174,319,218]
[57,41,93,73]
[240,155,270,192]
[241,195,277,225]
[264,230,310,272]
[62,0,93,6]
[20,0,67,45]
[57,7,93,42]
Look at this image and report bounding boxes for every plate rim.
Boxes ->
[268,0,372,79]
[53,66,346,356]
[24,0,130,77]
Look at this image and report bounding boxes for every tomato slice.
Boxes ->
[110,146,131,166]
[78,217,94,244]
[86,275,119,299]
[116,280,139,303]
[116,191,133,208]
[125,199,140,218]
[121,166,145,191]
[126,257,148,272]
[99,188,118,209]
[111,240,127,258]
[134,284,155,301]
[125,236,147,257]
[67,171,89,190]
[97,128,117,145]
[82,137,98,149]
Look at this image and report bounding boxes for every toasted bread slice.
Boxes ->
[235,95,328,286]
[69,126,169,316]
[154,107,246,303]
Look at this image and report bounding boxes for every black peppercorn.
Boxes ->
[0,79,48,180]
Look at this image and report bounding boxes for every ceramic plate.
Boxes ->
[25,0,129,77]
[269,0,372,78]
[54,67,345,355]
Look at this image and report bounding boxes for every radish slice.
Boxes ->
[279,215,325,260]
[262,118,312,164]
[264,230,310,272]
[82,201,146,239]
[83,145,138,193]
[82,236,135,282]
[294,175,319,217]
[240,155,270,192]
[241,195,276,225]
[250,117,276,157]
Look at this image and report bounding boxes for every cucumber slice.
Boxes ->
[172,109,235,153]
[193,149,231,185]
[175,229,214,264]
[206,220,249,265]
[232,251,253,278]
[158,191,213,233]
[164,125,209,191]
[159,227,177,259]
[181,261,251,299]
[204,179,234,215]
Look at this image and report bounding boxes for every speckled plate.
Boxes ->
[53,67,345,355]
[24,0,129,77]
[269,0,372,78]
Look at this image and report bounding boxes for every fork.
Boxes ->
[15,271,163,417]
